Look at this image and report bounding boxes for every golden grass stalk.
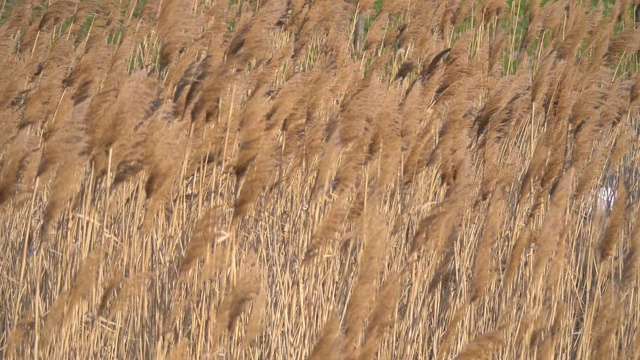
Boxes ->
[180,206,222,274]
[599,182,628,261]
[344,194,390,356]
[358,272,401,360]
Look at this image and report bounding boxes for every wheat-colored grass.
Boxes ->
[1,0,640,358]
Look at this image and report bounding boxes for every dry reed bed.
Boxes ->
[1,0,640,358]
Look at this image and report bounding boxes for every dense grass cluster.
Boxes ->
[2,0,640,358]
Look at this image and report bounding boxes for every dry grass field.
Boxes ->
[2,0,640,358]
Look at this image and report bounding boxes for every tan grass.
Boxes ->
[2,1,640,359]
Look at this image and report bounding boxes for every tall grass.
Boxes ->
[1,0,640,358]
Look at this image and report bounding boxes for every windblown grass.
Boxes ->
[1,0,640,358]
